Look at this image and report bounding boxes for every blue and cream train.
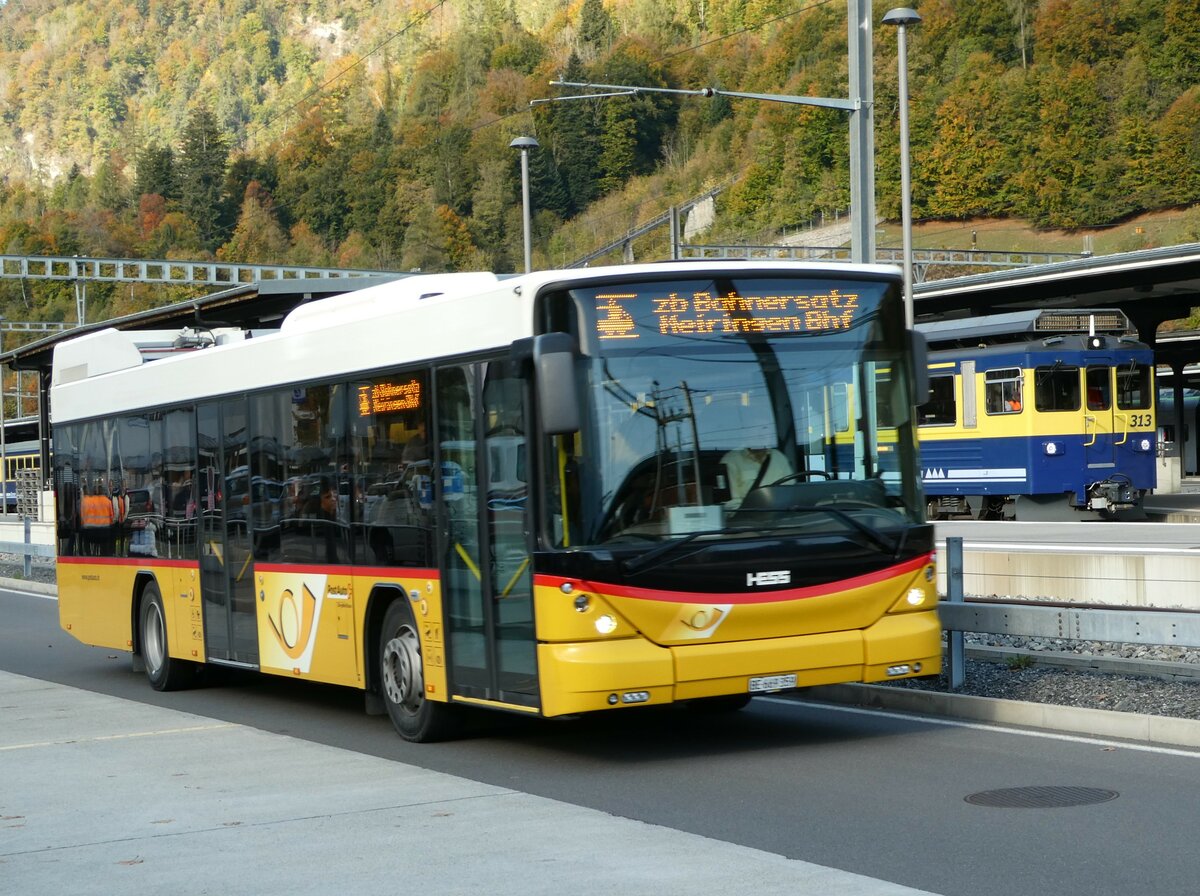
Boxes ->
[916,310,1156,520]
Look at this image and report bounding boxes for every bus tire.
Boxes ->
[139,582,195,692]
[379,599,456,742]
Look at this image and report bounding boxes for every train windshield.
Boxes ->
[540,273,923,549]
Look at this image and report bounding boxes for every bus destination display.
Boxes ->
[594,287,863,341]
[357,378,422,416]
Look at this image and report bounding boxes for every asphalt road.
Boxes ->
[5,587,1200,896]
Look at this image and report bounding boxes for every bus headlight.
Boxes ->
[595,614,618,634]
[890,584,933,613]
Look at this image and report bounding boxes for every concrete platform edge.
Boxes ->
[807,683,1200,749]
[0,575,56,596]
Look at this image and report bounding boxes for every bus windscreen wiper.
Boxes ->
[784,505,899,554]
[733,504,898,555]
[622,526,763,576]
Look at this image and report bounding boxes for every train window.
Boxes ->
[873,367,906,427]
[1034,365,1080,412]
[831,382,849,432]
[1086,367,1111,411]
[985,368,1023,415]
[1116,364,1152,410]
[919,375,956,426]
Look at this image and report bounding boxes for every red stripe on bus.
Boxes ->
[533,552,933,605]
[251,562,439,578]
[58,556,196,570]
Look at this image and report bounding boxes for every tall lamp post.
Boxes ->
[882,7,921,330]
[509,136,539,273]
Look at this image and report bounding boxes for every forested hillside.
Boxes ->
[1,0,1199,324]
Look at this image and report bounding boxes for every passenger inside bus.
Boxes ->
[80,479,115,555]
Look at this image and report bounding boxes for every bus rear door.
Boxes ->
[197,398,259,667]
[435,360,537,710]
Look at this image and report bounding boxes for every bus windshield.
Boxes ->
[543,273,922,548]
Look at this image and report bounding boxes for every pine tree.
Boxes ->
[135,144,178,201]
[579,0,615,52]
[177,105,231,250]
[548,53,601,213]
[528,143,572,218]
[598,102,637,196]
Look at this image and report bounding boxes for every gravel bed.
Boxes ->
[887,633,1200,720]
[0,554,56,586]
[10,557,1199,720]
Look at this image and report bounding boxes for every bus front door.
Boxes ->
[197,399,259,667]
[436,361,538,710]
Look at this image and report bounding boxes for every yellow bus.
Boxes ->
[51,261,940,742]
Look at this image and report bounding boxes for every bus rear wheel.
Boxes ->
[139,582,196,691]
[379,599,456,742]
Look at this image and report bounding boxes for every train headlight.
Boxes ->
[906,587,926,607]
[595,614,618,634]
[1043,441,1064,456]
[1132,438,1154,453]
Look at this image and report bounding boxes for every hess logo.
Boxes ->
[746,570,790,587]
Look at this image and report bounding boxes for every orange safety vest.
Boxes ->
[82,494,114,528]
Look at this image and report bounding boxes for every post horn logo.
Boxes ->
[267,584,318,659]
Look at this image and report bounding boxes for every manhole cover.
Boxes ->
[965,786,1119,808]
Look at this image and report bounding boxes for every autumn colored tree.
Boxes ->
[920,59,1011,219]
[218,181,290,263]
[1154,0,1200,94]
[1154,88,1200,207]
[468,156,515,271]
[3,0,1200,303]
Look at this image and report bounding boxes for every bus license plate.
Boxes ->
[748,673,796,693]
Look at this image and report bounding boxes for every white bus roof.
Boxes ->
[50,260,900,424]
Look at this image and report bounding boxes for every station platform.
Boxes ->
[1143,477,1200,521]
[0,670,935,896]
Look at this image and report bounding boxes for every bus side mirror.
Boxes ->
[533,333,580,435]
[911,330,930,404]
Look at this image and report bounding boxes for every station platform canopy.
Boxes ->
[1,274,407,373]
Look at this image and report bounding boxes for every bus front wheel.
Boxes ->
[139,582,196,691]
[379,599,456,742]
